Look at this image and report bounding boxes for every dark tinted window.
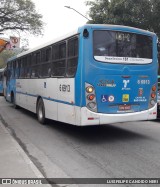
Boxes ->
[36,52,40,64]
[59,43,66,59]
[30,51,41,78]
[41,63,51,77]
[8,35,79,79]
[31,66,40,78]
[66,37,78,77]
[15,60,19,78]
[40,47,51,78]
[41,49,46,62]
[19,59,25,78]
[32,53,36,65]
[93,31,152,59]
[26,55,31,78]
[51,42,66,77]
[52,45,59,60]
[46,48,51,61]
[42,47,51,62]
[0,72,3,81]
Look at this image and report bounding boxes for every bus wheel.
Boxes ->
[11,93,18,109]
[37,98,46,124]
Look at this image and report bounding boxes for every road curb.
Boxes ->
[0,121,52,187]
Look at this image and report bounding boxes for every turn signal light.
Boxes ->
[152,85,156,91]
[149,83,157,109]
[86,86,94,93]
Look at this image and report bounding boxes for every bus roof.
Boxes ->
[15,29,78,59]
[87,24,155,35]
[7,24,156,62]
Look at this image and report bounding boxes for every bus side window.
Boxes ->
[15,60,19,78]
[26,55,31,78]
[13,60,16,78]
[31,68,39,78]
[40,47,51,77]
[30,52,41,78]
[51,42,66,77]
[23,56,27,78]
[51,45,58,77]
[6,69,11,82]
[10,61,13,78]
[36,52,40,64]
[36,52,41,77]
[66,37,78,77]
[0,72,2,81]
[19,59,25,78]
[19,59,22,78]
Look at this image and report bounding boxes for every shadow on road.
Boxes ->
[12,106,150,144]
[46,120,149,144]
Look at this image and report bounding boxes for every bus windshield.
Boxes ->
[93,30,152,64]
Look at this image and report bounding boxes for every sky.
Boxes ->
[28,0,90,48]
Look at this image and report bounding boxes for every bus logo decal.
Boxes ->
[101,95,108,102]
[122,94,129,102]
[97,80,116,87]
[108,95,114,102]
[122,80,130,90]
[123,80,130,88]
[138,88,143,96]
[101,95,114,102]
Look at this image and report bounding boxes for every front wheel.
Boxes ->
[37,98,46,124]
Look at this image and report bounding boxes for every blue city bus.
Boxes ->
[157,75,160,117]
[0,68,4,95]
[5,24,158,125]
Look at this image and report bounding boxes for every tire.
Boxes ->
[11,93,19,109]
[37,98,46,124]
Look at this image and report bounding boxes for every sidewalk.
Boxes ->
[0,121,51,186]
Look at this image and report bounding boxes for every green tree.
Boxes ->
[86,0,160,38]
[0,0,44,36]
[0,50,15,68]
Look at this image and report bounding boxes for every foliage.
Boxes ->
[0,50,15,68]
[0,0,44,36]
[86,0,160,38]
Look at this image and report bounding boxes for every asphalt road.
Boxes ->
[0,96,160,186]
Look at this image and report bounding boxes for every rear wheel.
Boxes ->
[37,98,46,124]
[11,92,18,109]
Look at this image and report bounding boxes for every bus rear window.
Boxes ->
[93,30,152,64]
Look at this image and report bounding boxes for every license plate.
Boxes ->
[119,105,131,110]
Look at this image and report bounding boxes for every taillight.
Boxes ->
[151,93,156,99]
[149,84,157,108]
[87,94,95,101]
[85,83,97,112]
